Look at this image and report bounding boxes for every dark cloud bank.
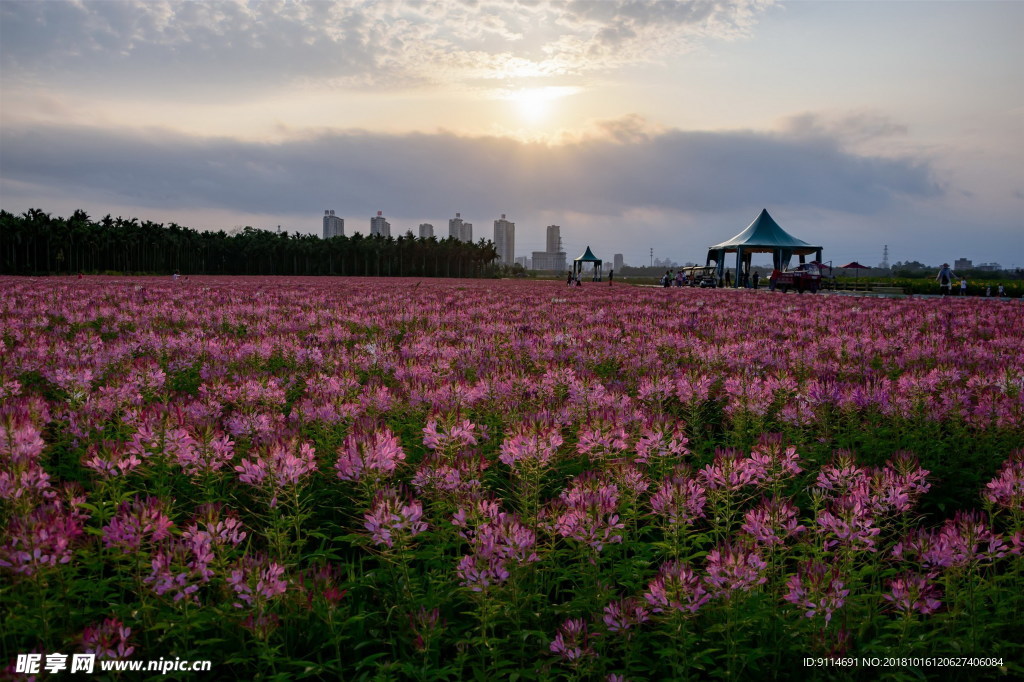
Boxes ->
[0,122,939,224]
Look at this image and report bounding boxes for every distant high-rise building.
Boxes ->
[370,210,390,237]
[546,225,562,253]
[419,223,434,238]
[954,258,972,271]
[449,212,473,242]
[515,256,530,269]
[613,253,624,271]
[323,210,344,239]
[532,251,566,272]
[493,214,515,265]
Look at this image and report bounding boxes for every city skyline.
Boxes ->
[1,1,1021,267]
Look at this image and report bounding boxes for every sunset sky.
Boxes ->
[1,0,1021,268]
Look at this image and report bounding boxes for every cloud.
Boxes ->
[0,0,775,97]
[779,112,910,148]
[0,117,938,225]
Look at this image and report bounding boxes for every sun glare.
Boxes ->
[503,86,580,125]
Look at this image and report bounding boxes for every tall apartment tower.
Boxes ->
[323,210,344,239]
[493,214,515,265]
[370,210,391,237]
[449,213,463,240]
[546,225,562,253]
[419,223,434,238]
[613,253,624,271]
[449,212,473,242]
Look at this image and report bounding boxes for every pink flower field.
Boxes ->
[1,276,1022,680]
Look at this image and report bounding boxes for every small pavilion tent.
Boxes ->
[706,209,823,287]
[572,246,604,281]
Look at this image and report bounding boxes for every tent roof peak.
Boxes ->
[707,209,821,252]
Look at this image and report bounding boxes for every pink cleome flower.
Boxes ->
[783,560,849,624]
[364,486,428,548]
[335,427,406,482]
[644,560,711,615]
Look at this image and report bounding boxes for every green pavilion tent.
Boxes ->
[572,246,604,281]
[705,209,823,288]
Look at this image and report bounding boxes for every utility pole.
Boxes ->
[650,247,653,268]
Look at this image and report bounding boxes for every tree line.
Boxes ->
[0,209,500,278]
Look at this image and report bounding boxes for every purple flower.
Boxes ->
[0,421,52,508]
[453,500,538,590]
[102,496,174,553]
[164,427,235,477]
[704,541,767,597]
[549,618,594,662]
[699,448,757,491]
[227,555,288,608]
[934,511,1007,566]
[145,540,207,603]
[235,439,317,504]
[180,504,247,579]
[984,450,1024,511]
[602,597,651,633]
[783,560,849,624]
[576,421,629,461]
[815,503,881,553]
[650,476,706,527]
[408,606,442,652]
[549,472,624,552]
[422,417,481,452]
[364,486,428,548]
[867,452,931,515]
[499,423,562,470]
[741,496,805,546]
[634,424,690,465]
[891,511,1006,572]
[0,504,82,575]
[83,441,144,478]
[81,617,135,660]
[644,560,710,614]
[745,434,803,486]
[299,562,347,609]
[815,450,867,499]
[335,428,406,482]
[884,572,943,615]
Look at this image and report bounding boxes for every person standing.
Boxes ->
[752,271,760,290]
[935,263,956,295]
[608,269,614,286]
[959,278,968,296]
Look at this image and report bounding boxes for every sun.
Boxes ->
[503,86,580,126]
[513,88,551,123]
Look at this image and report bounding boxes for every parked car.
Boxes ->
[769,262,829,293]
